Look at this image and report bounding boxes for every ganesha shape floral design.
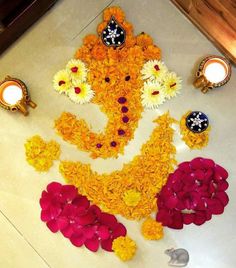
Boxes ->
[54,6,180,159]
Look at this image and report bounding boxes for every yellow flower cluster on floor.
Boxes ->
[25,135,60,172]
[180,111,210,149]
[112,236,136,261]
[59,113,176,219]
[141,217,164,240]
[54,6,163,159]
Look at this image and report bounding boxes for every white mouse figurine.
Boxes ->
[165,248,189,267]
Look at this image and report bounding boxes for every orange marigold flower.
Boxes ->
[103,6,125,23]
[141,217,164,240]
[91,44,107,60]
[83,34,98,48]
[136,33,153,47]
[122,21,133,35]
[75,46,91,63]
[144,45,161,60]
[97,21,107,35]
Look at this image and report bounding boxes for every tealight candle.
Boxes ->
[0,76,36,115]
[193,56,231,93]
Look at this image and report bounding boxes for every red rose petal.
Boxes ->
[97,225,110,240]
[57,217,69,230]
[41,209,51,222]
[49,205,62,219]
[101,238,113,252]
[60,185,78,201]
[77,211,95,226]
[84,236,99,252]
[70,233,85,247]
[156,209,172,226]
[112,223,127,239]
[165,195,179,209]
[89,205,101,218]
[47,219,59,233]
[168,212,183,229]
[178,162,191,173]
[206,198,224,215]
[100,213,118,229]
[190,158,203,170]
[217,181,229,191]
[215,191,229,206]
[202,158,215,169]
[47,182,62,194]
[193,211,206,225]
[214,165,228,181]
[72,195,90,210]
[183,213,195,225]
[83,226,96,239]
[61,225,74,238]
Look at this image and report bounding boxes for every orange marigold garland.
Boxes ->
[180,111,210,149]
[59,113,177,219]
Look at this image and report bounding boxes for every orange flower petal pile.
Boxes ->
[59,113,177,220]
[180,111,210,149]
[55,6,162,159]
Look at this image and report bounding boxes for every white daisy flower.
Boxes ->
[66,59,87,82]
[68,81,94,104]
[163,72,182,99]
[53,69,71,94]
[141,60,168,82]
[141,80,166,109]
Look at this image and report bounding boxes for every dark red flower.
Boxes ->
[156,158,229,229]
[40,182,127,252]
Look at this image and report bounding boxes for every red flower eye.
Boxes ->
[152,91,159,95]
[59,80,65,86]
[154,65,160,71]
[71,66,78,73]
[74,87,81,94]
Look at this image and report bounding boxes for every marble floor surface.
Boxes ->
[0,0,235,267]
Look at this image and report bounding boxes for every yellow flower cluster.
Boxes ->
[25,135,60,172]
[54,7,162,159]
[141,217,164,240]
[59,113,176,219]
[180,111,210,149]
[112,236,136,261]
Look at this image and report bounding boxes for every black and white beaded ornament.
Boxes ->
[186,111,209,133]
[102,16,126,47]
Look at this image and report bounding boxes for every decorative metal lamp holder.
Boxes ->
[0,76,36,115]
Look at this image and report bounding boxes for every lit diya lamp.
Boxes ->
[0,76,36,115]
[194,55,231,93]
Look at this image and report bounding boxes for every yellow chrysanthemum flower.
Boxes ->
[163,72,182,99]
[53,70,71,94]
[25,135,60,172]
[141,60,168,82]
[66,59,87,82]
[141,80,166,109]
[123,189,141,207]
[68,81,94,104]
[112,236,136,261]
[141,217,164,240]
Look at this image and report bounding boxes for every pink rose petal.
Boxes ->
[57,217,69,230]
[47,182,62,194]
[101,238,113,252]
[217,181,229,191]
[60,185,78,201]
[178,162,191,173]
[83,226,96,239]
[49,205,62,219]
[84,236,99,252]
[77,211,95,226]
[41,209,51,222]
[97,225,110,240]
[72,195,90,210]
[47,219,59,233]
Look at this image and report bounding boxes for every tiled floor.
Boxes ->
[0,0,235,267]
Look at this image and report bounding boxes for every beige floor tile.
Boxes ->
[0,0,235,268]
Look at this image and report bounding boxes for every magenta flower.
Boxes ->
[156,157,229,229]
[40,182,127,252]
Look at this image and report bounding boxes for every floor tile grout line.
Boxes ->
[71,0,115,41]
[0,209,51,268]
